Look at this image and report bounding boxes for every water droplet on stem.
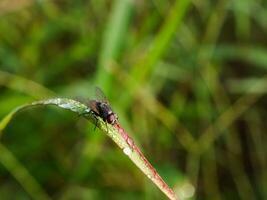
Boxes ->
[123,147,132,155]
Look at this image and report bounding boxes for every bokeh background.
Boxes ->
[0,0,266,199]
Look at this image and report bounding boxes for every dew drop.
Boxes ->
[59,103,71,109]
[147,174,152,179]
[179,182,195,199]
[123,147,132,156]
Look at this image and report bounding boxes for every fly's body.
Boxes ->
[89,100,118,125]
[87,87,118,125]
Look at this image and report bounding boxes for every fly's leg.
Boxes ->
[93,119,98,131]
[81,110,99,131]
[90,111,99,131]
[78,109,91,117]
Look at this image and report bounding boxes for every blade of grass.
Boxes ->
[0,70,55,98]
[224,128,255,200]
[0,98,180,200]
[233,0,250,41]
[95,0,133,92]
[120,0,191,107]
[198,73,267,153]
[131,0,191,82]
[193,2,256,198]
[202,148,221,200]
[0,143,51,200]
[0,98,89,134]
[210,45,267,70]
[245,111,267,198]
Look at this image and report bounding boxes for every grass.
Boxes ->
[0,0,267,199]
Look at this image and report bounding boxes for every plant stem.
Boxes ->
[1,98,179,200]
[95,119,179,200]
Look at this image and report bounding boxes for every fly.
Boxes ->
[85,87,134,148]
[88,87,118,125]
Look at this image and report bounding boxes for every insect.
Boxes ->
[88,87,118,125]
[85,87,134,148]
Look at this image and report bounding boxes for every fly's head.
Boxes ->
[107,112,118,125]
[98,102,118,125]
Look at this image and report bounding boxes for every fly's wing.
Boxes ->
[95,87,109,104]
[88,100,100,115]
[74,96,87,104]
[74,97,97,112]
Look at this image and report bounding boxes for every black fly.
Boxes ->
[88,87,118,125]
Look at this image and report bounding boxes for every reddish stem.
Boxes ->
[113,123,179,200]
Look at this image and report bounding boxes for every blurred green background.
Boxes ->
[0,0,267,199]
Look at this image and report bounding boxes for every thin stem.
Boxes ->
[1,98,179,200]
[94,118,179,200]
